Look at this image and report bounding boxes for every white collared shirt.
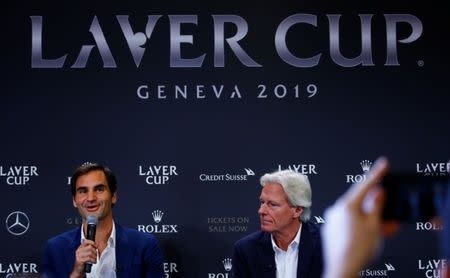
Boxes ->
[81,221,117,278]
[271,224,302,278]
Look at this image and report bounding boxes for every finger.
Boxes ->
[346,157,389,205]
[371,187,385,217]
[83,239,96,246]
[82,239,98,249]
[83,249,97,264]
[87,254,97,264]
[382,221,400,237]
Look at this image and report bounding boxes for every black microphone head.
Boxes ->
[86,215,98,225]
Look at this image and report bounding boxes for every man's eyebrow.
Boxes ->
[76,185,87,190]
[76,184,106,190]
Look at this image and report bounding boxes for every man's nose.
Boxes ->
[87,190,96,201]
[258,204,266,215]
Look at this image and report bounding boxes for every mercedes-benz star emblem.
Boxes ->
[6,211,30,235]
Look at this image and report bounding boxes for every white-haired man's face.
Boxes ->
[258,183,303,235]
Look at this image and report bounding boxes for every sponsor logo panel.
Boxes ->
[276,163,318,175]
[416,162,450,177]
[346,160,371,184]
[207,216,250,233]
[138,210,179,234]
[312,215,325,225]
[418,259,446,278]
[0,262,39,277]
[415,161,449,231]
[139,165,179,185]
[0,165,39,186]
[207,258,232,278]
[199,168,255,183]
[359,263,396,277]
[164,262,179,278]
[5,211,30,236]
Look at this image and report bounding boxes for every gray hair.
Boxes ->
[260,169,312,222]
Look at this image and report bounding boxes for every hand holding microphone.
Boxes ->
[84,215,98,273]
[71,215,98,277]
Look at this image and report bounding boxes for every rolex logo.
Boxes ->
[222,258,232,271]
[346,160,371,183]
[152,210,164,223]
[360,160,372,172]
[137,210,178,234]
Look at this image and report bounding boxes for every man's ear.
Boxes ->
[73,198,77,208]
[294,206,304,219]
[112,192,117,205]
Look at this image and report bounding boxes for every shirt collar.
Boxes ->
[271,223,302,252]
[81,220,116,248]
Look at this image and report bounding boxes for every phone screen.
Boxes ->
[381,173,449,222]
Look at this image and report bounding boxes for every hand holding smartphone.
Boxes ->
[381,173,449,222]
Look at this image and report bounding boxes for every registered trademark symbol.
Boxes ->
[417,60,424,67]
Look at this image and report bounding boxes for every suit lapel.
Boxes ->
[258,232,277,278]
[297,223,313,278]
[67,227,81,274]
[115,224,133,277]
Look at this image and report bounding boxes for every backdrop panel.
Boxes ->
[1,1,449,277]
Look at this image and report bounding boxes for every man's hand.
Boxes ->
[322,157,389,278]
[70,239,98,278]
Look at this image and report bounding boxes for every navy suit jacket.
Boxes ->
[42,223,164,278]
[232,221,323,278]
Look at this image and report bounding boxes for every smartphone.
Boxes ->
[381,173,449,222]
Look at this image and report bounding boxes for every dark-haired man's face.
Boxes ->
[72,170,116,222]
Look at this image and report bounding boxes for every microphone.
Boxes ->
[84,215,98,273]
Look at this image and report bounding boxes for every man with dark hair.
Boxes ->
[42,163,164,278]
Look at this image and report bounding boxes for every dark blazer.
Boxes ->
[232,221,323,278]
[42,223,164,278]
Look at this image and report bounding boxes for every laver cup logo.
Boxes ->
[139,165,178,185]
[31,14,423,68]
[416,162,450,176]
[418,259,446,278]
[164,262,179,278]
[276,163,317,175]
[0,165,39,185]
[0,262,38,276]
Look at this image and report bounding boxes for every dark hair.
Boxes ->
[70,163,117,197]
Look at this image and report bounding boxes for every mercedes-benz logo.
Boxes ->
[6,211,30,235]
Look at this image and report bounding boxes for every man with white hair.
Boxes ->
[232,170,323,278]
